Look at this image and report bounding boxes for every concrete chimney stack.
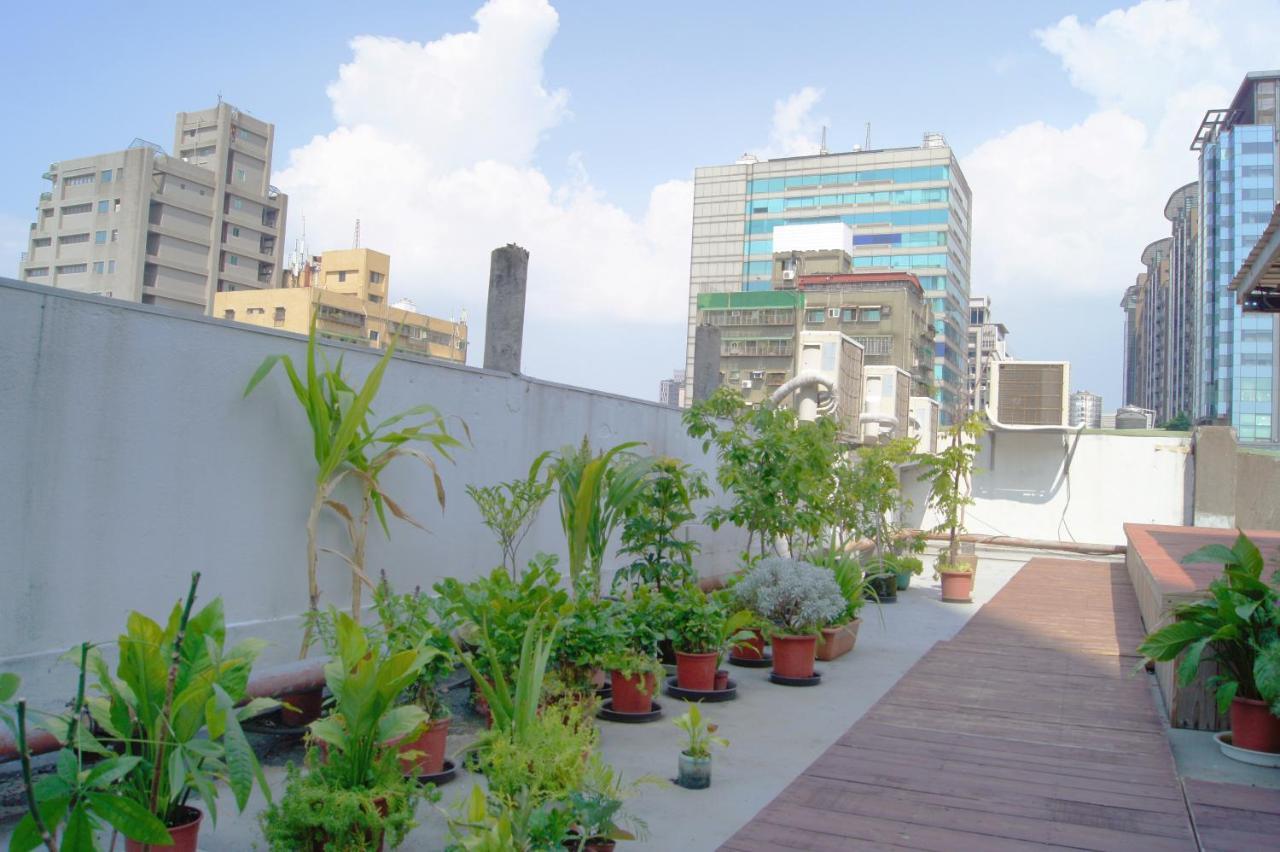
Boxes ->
[483,243,529,373]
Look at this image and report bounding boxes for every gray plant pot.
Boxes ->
[677,751,712,789]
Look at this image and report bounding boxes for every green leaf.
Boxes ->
[1255,642,1280,713]
[9,813,46,852]
[0,672,18,702]
[1175,637,1211,687]
[1180,543,1239,567]
[84,754,143,790]
[60,802,95,852]
[377,704,429,746]
[1137,619,1209,663]
[86,792,174,845]
[243,354,284,398]
[1232,530,1265,579]
[212,684,261,811]
[1215,678,1239,716]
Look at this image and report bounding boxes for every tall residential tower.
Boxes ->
[19,102,287,313]
[686,133,972,423]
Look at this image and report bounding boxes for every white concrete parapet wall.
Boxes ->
[0,279,745,706]
[902,428,1193,546]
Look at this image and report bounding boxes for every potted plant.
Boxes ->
[891,553,925,591]
[561,761,652,851]
[444,786,573,851]
[918,413,986,603]
[612,456,710,593]
[370,577,458,777]
[673,703,728,790]
[667,586,726,690]
[83,573,277,852]
[733,557,846,679]
[2,658,175,852]
[603,650,665,714]
[467,451,556,581]
[808,548,876,661]
[1138,531,1280,754]
[261,608,438,850]
[554,595,625,697]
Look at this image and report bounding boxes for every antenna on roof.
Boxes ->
[865,122,872,151]
[353,219,361,249]
[820,126,828,155]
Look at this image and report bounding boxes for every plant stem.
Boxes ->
[146,571,201,836]
[16,701,58,852]
[301,487,325,658]
[68,643,89,778]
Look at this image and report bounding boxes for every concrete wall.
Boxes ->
[0,279,744,708]
[902,429,1193,546]
[1192,425,1280,531]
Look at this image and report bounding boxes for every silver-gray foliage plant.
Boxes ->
[733,557,846,633]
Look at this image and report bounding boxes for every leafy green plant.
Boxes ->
[684,387,840,559]
[3,658,174,852]
[458,620,560,752]
[467,452,556,580]
[601,649,666,684]
[614,456,710,592]
[805,547,876,624]
[444,786,573,852]
[370,575,457,719]
[667,586,726,654]
[673,703,728,759]
[245,312,464,652]
[553,596,625,693]
[483,700,597,806]
[917,412,986,572]
[83,573,277,834]
[434,559,567,685]
[554,438,654,598]
[1137,532,1280,714]
[261,761,422,852]
[828,437,916,559]
[563,760,654,849]
[619,585,678,657]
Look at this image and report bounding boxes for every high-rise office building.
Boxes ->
[1164,183,1200,422]
[19,103,288,313]
[1121,281,1143,406]
[1137,238,1173,418]
[1192,71,1279,442]
[1069,390,1103,428]
[659,370,685,407]
[967,295,1008,413]
[686,133,972,423]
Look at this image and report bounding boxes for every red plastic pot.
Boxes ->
[940,571,974,603]
[675,651,718,690]
[1231,696,1280,753]
[609,670,657,713]
[735,628,767,660]
[396,716,450,776]
[771,634,817,679]
[714,669,730,690]
[280,688,324,727]
[564,833,616,852]
[125,805,202,852]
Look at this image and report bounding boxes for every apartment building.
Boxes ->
[686,133,973,423]
[967,296,1009,413]
[19,103,287,313]
[212,248,467,363]
[695,290,804,407]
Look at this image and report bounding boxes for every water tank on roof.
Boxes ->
[1116,407,1149,430]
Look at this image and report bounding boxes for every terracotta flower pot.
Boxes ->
[675,651,718,691]
[815,619,861,661]
[940,570,974,603]
[1231,696,1280,753]
[771,634,817,679]
[609,670,657,713]
[564,832,616,851]
[280,688,324,727]
[396,716,450,776]
[734,629,767,660]
[125,805,202,852]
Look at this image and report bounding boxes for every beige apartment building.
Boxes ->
[19,103,287,312]
[213,248,467,363]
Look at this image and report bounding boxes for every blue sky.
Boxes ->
[4,0,1276,409]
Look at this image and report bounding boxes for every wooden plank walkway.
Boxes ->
[1184,778,1280,852]
[720,558,1205,851]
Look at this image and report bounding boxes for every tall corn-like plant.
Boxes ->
[916,412,986,569]
[245,313,464,654]
[554,439,653,598]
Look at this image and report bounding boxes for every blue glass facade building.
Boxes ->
[687,136,972,423]
[1194,72,1279,443]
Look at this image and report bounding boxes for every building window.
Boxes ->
[32,237,50,247]
[247,307,265,315]
[337,271,347,282]
[93,261,105,274]
[274,307,286,326]
[113,199,121,212]
[110,229,118,242]
[101,169,113,183]
[369,330,380,342]
[94,230,107,244]
[97,200,109,214]
[56,264,87,274]
[861,307,882,322]
[806,309,825,324]
[64,174,94,186]
[224,309,235,320]
[368,295,382,304]
[232,197,244,210]
[26,267,48,277]
[108,260,115,273]
[61,203,92,215]
[59,233,90,245]
[841,307,857,322]
[236,168,246,182]
[370,271,385,284]
[228,254,238,266]
[231,226,240,237]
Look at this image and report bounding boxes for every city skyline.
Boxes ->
[4,0,1280,407]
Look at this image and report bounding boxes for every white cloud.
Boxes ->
[275,0,692,331]
[965,0,1280,310]
[762,87,828,159]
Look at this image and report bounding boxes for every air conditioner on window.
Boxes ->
[740,379,754,390]
[782,269,796,280]
[828,308,841,318]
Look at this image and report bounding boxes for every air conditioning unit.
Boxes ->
[740,379,754,390]
[989,361,1070,426]
[782,269,796,280]
[750,370,765,380]
[828,308,841,318]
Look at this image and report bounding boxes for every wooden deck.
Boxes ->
[719,558,1276,851]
